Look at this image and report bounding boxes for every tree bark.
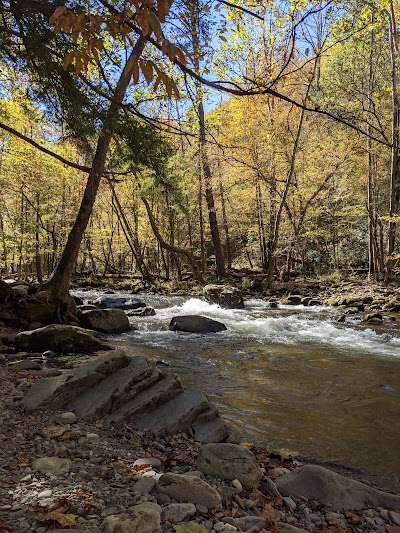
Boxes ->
[43,39,146,295]
[386,1,400,280]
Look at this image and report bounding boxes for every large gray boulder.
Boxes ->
[275,465,400,511]
[80,308,131,333]
[196,443,262,489]
[14,324,108,354]
[203,284,244,309]
[169,315,227,333]
[156,473,221,509]
[21,350,229,442]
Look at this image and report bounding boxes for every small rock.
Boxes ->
[277,523,309,533]
[38,489,52,499]
[389,511,400,526]
[103,510,160,533]
[130,502,162,514]
[197,443,262,489]
[224,516,267,530]
[162,502,196,522]
[232,479,243,492]
[132,477,156,494]
[156,473,221,509]
[86,433,100,442]
[54,412,77,425]
[41,425,66,439]
[133,458,162,468]
[283,497,297,511]
[32,457,71,476]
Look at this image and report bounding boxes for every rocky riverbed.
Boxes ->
[1,363,400,533]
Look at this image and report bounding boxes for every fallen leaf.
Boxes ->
[233,494,246,509]
[173,522,208,533]
[344,510,362,525]
[40,507,78,527]
[262,503,280,522]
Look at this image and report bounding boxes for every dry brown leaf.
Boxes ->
[386,527,400,533]
[40,507,78,527]
[76,490,87,498]
[262,503,280,522]
[344,510,362,525]
[233,494,246,509]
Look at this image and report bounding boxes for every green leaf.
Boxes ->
[173,523,208,533]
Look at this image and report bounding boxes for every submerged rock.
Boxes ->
[14,324,108,354]
[203,284,244,309]
[275,464,400,511]
[169,315,227,333]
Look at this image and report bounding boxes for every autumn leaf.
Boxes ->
[40,507,78,527]
[386,526,400,533]
[262,502,280,521]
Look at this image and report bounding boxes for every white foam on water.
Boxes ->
[133,297,400,357]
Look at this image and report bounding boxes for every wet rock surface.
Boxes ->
[203,284,245,309]
[14,324,108,354]
[169,315,227,333]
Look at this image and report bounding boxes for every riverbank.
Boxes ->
[1,365,400,533]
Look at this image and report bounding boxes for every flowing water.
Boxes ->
[74,290,400,492]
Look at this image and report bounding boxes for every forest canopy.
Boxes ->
[0,0,399,287]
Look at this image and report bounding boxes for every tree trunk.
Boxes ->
[142,196,202,281]
[386,1,400,280]
[43,39,146,296]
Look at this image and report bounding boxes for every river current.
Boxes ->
[74,290,400,492]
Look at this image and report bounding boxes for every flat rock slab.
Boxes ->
[67,355,156,419]
[197,443,262,489]
[132,388,210,436]
[275,465,400,511]
[106,373,183,423]
[169,315,227,333]
[156,473,221,509]
[80,308,131,333]
[14,324,108,354]
[22,350,129,411]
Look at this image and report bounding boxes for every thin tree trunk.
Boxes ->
[43,39,146,294]
[142,197,202,281]
[386,1,400,280]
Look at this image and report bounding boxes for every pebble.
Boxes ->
[389,511,400,526]
[38,489,52,499]
[86,433,100,442]
[283,496,297,511]
[232,479,242,492]
[133,457,162,468]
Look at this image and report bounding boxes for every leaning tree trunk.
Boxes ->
[39,40,145,319]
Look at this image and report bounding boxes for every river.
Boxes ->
[74,290,400,492]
